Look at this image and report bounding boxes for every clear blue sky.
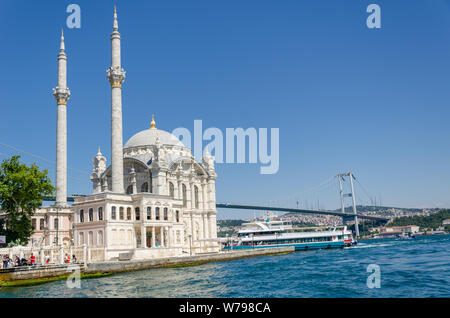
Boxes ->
[1,0,450,219]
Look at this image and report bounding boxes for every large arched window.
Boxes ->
[141,182,149,193]
[54,218,59,230]
[147,207,151,220]
[182,184,187,208]
[127,207,131,220]
[126,185,133,194]
[80,210,84,223]
[119,207,124,220]
[169,182,174,198]
[39,218,45,230]
[155,207,160,220]
[89,208,94,222]
[194,186,199,209]
[111,206,116,220]
[163,208,168,221]
[98,207,103,221]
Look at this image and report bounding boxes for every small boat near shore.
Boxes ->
[223,219,356,251]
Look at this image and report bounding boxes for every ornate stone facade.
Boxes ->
[71,9,219,260]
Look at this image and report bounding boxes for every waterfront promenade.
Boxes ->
[0,246,294,287]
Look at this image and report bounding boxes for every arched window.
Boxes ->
[119,207,124,220]
[169,182,174,198]
[126,185,133,194]
[163,208,168,221]
[135,207,140,221]
[182,184,187,208]
[176,210,180,223]
[98,207,103,221]
[54,218,59,230]
[141,182,149,193]
[147,207,151,220]
[111,206,116,220]
[89,208,94,222]
[155,207,160,220]
[80,210,84,223]
[194,186,199,209]
[127,207,131,220]
[39,218,45,230]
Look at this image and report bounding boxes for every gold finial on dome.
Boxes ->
[150,114,156,130]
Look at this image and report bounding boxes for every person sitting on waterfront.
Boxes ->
[15,256,20,267]
[30,253,36,266]
[2,254,10,268]
[45,255,50,265]
[72,255,77,263]
[64,254,70,264]
[21,257,28,266]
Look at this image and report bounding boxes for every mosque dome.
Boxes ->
[123,115,185,149]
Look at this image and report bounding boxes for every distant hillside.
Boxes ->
[217,219,245,227]
[388,209,450,229]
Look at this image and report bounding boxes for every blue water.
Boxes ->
[1,235,449,298]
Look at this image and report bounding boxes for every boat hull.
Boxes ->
[223,241,345,251]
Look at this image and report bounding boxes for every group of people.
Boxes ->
[1,253,77,268]
[2,254,33,268]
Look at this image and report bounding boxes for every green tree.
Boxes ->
[0,155,54,245]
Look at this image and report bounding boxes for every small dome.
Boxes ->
[124,128,185,149]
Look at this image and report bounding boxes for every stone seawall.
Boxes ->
[0,247,294,287]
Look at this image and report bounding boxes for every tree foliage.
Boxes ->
[0,155,54,245]
[388,210,450,230]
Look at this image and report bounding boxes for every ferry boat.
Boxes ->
[223,219,355,251]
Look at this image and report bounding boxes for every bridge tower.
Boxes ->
[337,172,360,237]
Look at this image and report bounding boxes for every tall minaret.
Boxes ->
[53,29,70,207]
[107,6,126,193]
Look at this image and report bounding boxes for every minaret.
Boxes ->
[53,29,70,207]
[107,6,126,193]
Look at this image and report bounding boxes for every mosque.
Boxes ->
[28,8,220,260]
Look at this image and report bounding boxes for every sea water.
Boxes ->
[0,235,449,298]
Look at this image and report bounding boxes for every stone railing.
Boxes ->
[0,245,105,266]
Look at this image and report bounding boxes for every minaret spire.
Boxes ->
[113,6,118,31]
[53,29,71,207]
[60,29,65,52]
[107,6,126,193]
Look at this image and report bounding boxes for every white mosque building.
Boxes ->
[30,8,220,260]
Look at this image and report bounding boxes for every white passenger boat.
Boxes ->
[223,219,355,251]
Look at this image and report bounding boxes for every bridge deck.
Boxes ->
[42,196,388,221]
